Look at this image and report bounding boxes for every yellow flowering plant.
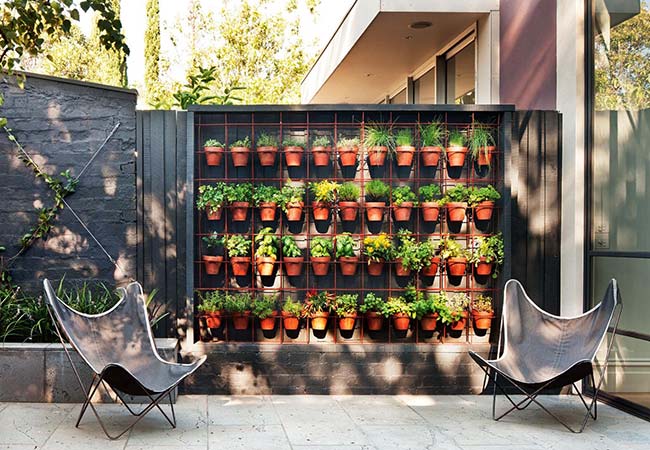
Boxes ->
[362,233,395,262]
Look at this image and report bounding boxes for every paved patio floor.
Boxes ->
[0,395,648,449]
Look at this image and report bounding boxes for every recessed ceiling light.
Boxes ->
[409,21,432,29]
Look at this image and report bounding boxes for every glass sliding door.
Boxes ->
[446,39,475,104]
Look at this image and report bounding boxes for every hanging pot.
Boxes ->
[450,311,468,331]
[446,257,467,277]
[446,146,468,167]
[203,311,222,329]
[285,201,304,222]
[312,146,331,166]
[392,202,414,221]
[311,256,331,276]
[282,311,300,331]
[394,258,411,277]
[421,256,441,277]
[230,257,250,276]
[338,201,359,222]
[474,201,495,222]
[477,145,496,166]
[338,314,356,331]
[258,202,277,222]
[205,146,224,166]
[230,202,250,221]
[367,146,388,166]
[202,255,224,275]
[339,256,359,276]
[446,202,467,222]
[395,145,415,166]
[367,260,384,276]
[312,201,330,221]
[231,146,250,167]
[475,257,493,277]
[232,311,251,330]
[256,257,276,276]
[311,312,329,330]
[257,146,278,166]
[206,206,223,221]
[365,202,385,222]
[421,202,440,222]
[420,312,439,331]
[259,312,278,331]
[338,145,358,167]
[365,312,384,331]
[392,313,410,331]
[472,310,494,330]
[284,146,304,167]
[283,256,304,276]
[421,146,442,167]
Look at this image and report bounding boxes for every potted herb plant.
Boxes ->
[468,184,501,222]
[445,130,468,168]
[304,290,333,330]
[310,236,333,276]
[311,136,331,166]
[230,136,251,167]
[253,184,280,222]
[420,239,441,277]
[440,236,468,279]
[394,229,421,276]
[472,294,494,330]
[359,292,386,331]
[279,183,305,222]
[365,179,390,222]
[309,180,339,221]
[254,227,279,276]
[281,235,304,276]
[469,233,504,278]
[363,232,394,276]
[419,121,445,167]
[256,133,278,166]
[203,138,224,166]
[393,129,415,166]
[225,182,253,221]
[469,122,496,167]
[334,293,358,331]
[337,136,360,167]
[415,292,446,331]
[384,296,412,331]
[253,294,277,330]
[439,184,469,223]
[419,184,441,222]
[338,182,360,222]
[198,290,225,328]
[336,232,359,276]
[281,296,302,330]
[225,292,253,330]
[392,185,417,221]
[223,234,252,276]
[283,136,305,167]
[364,122,393,166]
[445,292,470,331]
[202,232,224,275]
[196,183,227,220]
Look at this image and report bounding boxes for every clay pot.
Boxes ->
[392,313,411,331]
[285,146,304,167]
[474,201,495,222]
[450,311,468,331]
[204,146,224,166]
[230,257,250,276]
[206,206,223,221]
[446,257,467,277]
[232,311,251,330]
[446,146,468,167]
[283,257,304,276]
[231,146,250,167]
[392,202,414,221]
[420,312,439,331]
[396,145,415,166]
[475,257,493,277]
[311,312,329,330]
[367,261,384,276]
[257,146,278,166]
[311,256,331,276]
[421,256,441,277]
[282,311,300,331]
[421,146,442,167]
[339,256,359,276]
[367,146,388,166]
[285,201,304,221]
[203,312,222,329]
[203,255,224,275]
[259,312,278,331]
[338,315,356,331]
[477,145,495,166]
[472,310,494,330]
[365,202,385,222]
[256,256,276,276]
[365,312,384,331]
[421,202,440,222]
[446,202,467,222]
[312,201,330,221]
[258,202,277,221]
[312,146,331,166]
[338,145,358,166]
[394,258,411,277]
[338,201,359,222]
[230,202,250,221]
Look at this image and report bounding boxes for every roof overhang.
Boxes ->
[301,0,498,104]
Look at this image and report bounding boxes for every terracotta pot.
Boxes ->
[446,202,467,222]
[472,310,494,330]
[231,146,250,167]
[204,146,224,166]
[450,311,468,331]
[312,201,330,221]
[311,256,331,276]
[282,311,300,330]
[420,312,439,331]
[392,202,414,221]
[206,206,223,221]
[285,201,304,221]
[311,312,329,330]
[365,312,384,331]
[475,257,493,276]
[392,313,411,331]
[338,145,358,166]
[232,311,251,330]
[338,201,359,222]
[230,257,250,276]
[259,312,278,331]
[367,261,384,276]
[202,255,224,275]
[338,315,356,331]
[230,202,249,221]
[312,146,331,166]
[477,145,495,166]
[446,146,468,167]
[258,202,277,221]
[365,202,385,222]
[285,146,304,167]
[474,201,495,221]
[283,256,304,276]
[394,258,411,277]
[256,256,276,276]
[367,146,388,166]
[396,145,415,166]
[257,146,277,166]
[339,256,359,276]
[446,257,467,277]
[203,312,222,329]
[421,146,442,167]
[421,256,441,277]
[421,202,440,222]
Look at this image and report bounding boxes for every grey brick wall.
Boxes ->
[0,72,138,292]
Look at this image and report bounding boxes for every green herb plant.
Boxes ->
[365,179,390,202]
[338,182,360,202]
[204,138,224,147]
[391,185,417,206]
[335,233,357,258]
[468,185,501,206]
[196,183,227,214]
[281,235,302,258]
[254,227,279,259]
[256,133,278,147]
[252,294,277,319]
[359,292,387,316]
[224,183,253,203]
[439,184,470,206]
[252,184,281,205]
[469,233,504,278]
[223,235,251,257]
[310,237,333,257]
[419,184,442,202]
[278,183,305,212]
[469,122,496,162]
[230,136,251,148]
[419,121,445,147]
[309,180,339,204]
[334,293,359,316]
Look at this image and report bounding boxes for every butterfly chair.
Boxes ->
[43,279,207,440]
[469,279,621,433]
